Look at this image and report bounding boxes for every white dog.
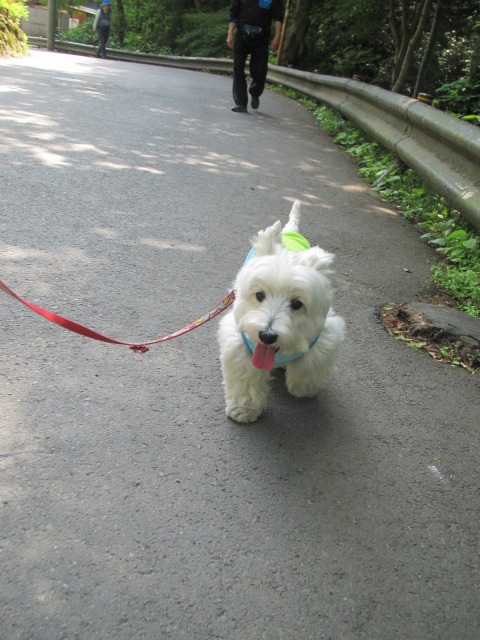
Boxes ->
[218,200,345,423]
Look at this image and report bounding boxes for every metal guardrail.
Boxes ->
[28,38,480,231]
[267,67,480,232]
[29,38,234,74]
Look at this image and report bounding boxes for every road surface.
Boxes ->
[1,50,479,639]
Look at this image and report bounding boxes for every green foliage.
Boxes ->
[270,84,301,99]
[461,114,480,126]
[174,8,230,58]
[283,0,480,109]
[431,264,480,318]
[419,210,480,318]
[311,105,397,182]
[310,0,392,87]
[268,50,278,65]
[309,102,346,134]
[433,77,480,121]
[0,0,28,22]
[0,5,28,57]
[57,19,172,53]
[57,22,96,45]
[422,218,479,265]
[59,3,228,56]
[121,33,172,55]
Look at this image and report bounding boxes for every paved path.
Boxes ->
[1,50,479,640]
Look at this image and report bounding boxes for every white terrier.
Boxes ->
[218,200,345,423]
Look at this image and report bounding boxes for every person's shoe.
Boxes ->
[232,105,248,113]
[251,96,260,110]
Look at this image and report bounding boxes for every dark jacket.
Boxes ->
[229,0,284,28]
[94,8,111,30]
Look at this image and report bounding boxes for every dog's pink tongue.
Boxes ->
[252,343,276,371]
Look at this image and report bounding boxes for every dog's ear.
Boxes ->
[251,221,283,256]
[298,247,335,273]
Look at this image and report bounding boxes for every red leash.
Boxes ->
[0,278,235,354]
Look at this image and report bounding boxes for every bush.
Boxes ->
[57,8,230,58]
[174,9,230,58]
[121,32,171,54]
[57,21,96,45]
[434,77,480,124]
[0,0,28,22]
[432,264,480,318]
[0,13,28,57]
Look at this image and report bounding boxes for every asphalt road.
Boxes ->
[1,50,479,640]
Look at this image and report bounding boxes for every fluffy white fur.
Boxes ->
[218,200,345,423]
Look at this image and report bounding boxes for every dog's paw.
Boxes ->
[286,375,328,398]
[225,404,262,423]
[286,382,322,398]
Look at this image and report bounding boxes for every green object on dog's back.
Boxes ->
[282,231,310,252]
[243,231,310,267]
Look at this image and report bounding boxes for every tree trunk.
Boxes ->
[167,0,185,49]
[389,0,435,94]
[282,0,316,68]
[115,0,127,47]
[470,31,480,83]
[412,0,441,97]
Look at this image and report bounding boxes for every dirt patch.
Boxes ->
[380,302,480,374]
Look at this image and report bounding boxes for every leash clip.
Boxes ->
[130,345,149,354]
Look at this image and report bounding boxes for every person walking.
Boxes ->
[93,0,112,59]
[227,0,284,113]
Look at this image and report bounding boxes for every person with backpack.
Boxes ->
[227,0,284,112]
[93,0,112,59]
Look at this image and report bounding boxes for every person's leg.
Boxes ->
[248,40,269,104]
[232,34,249,110]
[98,28,105,57]
[98,27,109,58]
[103,27,110,57]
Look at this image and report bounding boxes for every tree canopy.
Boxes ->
[282,0,479,100]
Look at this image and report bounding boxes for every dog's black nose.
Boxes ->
[259,330,278,345]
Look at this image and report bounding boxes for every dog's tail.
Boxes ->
[283,199,301,233]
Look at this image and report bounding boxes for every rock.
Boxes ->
[396,303,480,368]
[405,303,480,342]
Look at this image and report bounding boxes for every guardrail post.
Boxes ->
[417,93,434,105]
[47,0,56,51]
[372,158,406,189]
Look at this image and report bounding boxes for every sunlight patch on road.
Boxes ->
[135,166,165,175]
[0,109,54,128]
[96,160,131,170]
[0,85,28,94]
[139,238,206,253]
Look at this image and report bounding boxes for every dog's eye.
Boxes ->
[256,291,266,302]
[290,299,303,310]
